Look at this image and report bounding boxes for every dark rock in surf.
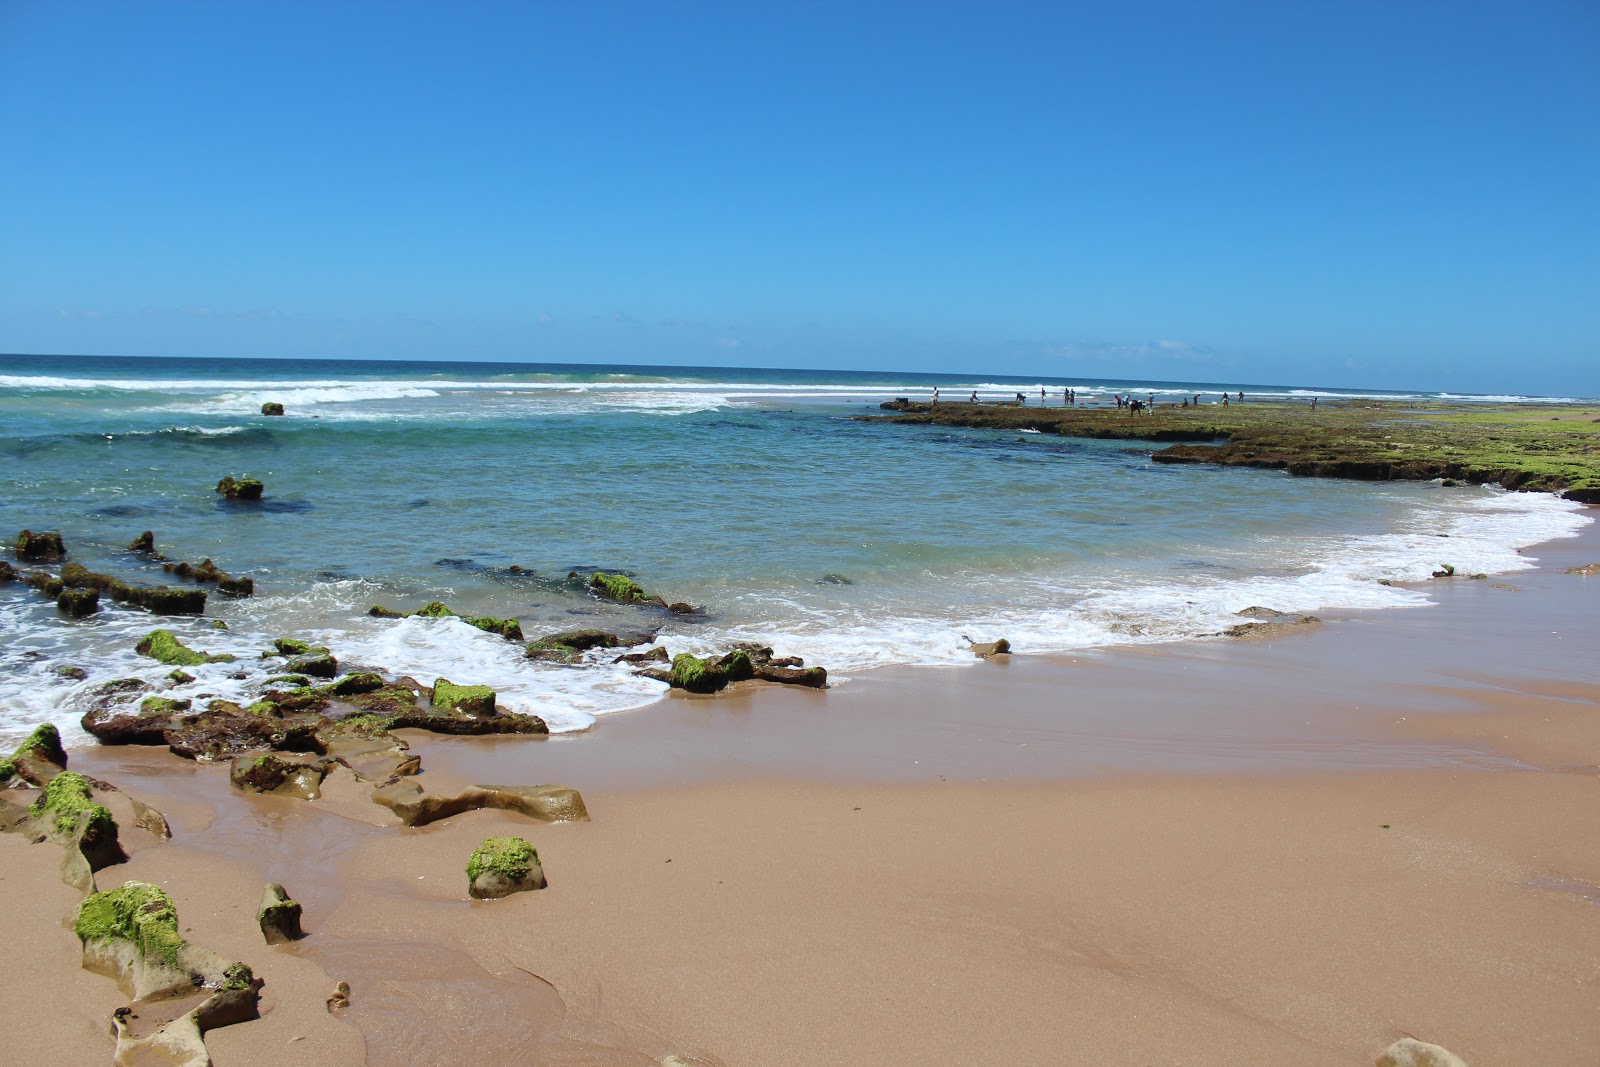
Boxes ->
[215,476,265,501]
[14,529,66,562]
[260,402,285,417]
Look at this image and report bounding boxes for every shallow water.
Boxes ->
[0,353,1589,744]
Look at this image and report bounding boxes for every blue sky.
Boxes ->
[1,1,1596,394]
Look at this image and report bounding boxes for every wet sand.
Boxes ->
[4,514,1596,1065]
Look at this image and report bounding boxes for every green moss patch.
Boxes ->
[135,629,232,667]
[30,771,115,837]
[466,615,524,641]
[467,836,536,882]
[412,601,457,618]
[431,679,495,716]
[587,572,653,603]
[74,880,187,966]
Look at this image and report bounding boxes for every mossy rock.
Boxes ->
[51,663,89,680]
[669,653,731,694]
[271,637,323,657]
[412,600,457,618]
[587,572,665,606]
[14,529,66,562]
[258,882,303,943]
[139,695,192,716]
[128,530,156,553]
[349,685,422,715]
[525,629,620,663]
[75,880,187,968]
[287,652,338,678]
[229,754,326,800]
[56,586,100,617]
[167,668,195,685]
[260,402,285,416]
[135,629,232,667]
[29,771,118,843]
[431,679,495,716]
[4,722,69,786]
[320,672,385,696]
[75,880,256,1002]
[466,615,524,641]
[467,836,545,898]
[215,476,264,500]
[0,560,15,581]
[367,604,404,618]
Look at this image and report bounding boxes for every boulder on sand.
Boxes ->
[1375,1038,1469,1067]
[257,882,304,943]
[371,778,587,828]
[467,836,546,899]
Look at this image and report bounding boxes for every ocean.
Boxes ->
[1,352,1590,745]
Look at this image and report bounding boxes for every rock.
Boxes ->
[326,981,350,1013]
[136,628,234,667]
[229,754,328,800]
[1561,487,1600,504]
[431,678,496,716]
[14,529,66,562]
[587,571,669,607]
[968,638,1011,658]
[1565,562,1600,576]
[288,652,338,678]
[348,683,423,715]
[412,600,456,618]
[755,664,828,687]
[260,402,285,416]
[127,530,157,554]
[1375,1037,1469,1067]
[372,779,588,828]
[526,629,621,664]
[386,705,548,737]
[816,573,854,585]
[3,723,69,786]
[272,636,321,656]
[215,475,264,500]
[257,882,304,943]
[667,602,696,614]
[467,836,546,899]
[130,797,172,839]
[466,615,524,641]
[367,604,404,618]
[1223,614,1321,638]
[161,700,321,761]
[0,560,14,581]
[613,646,670,665]
[56,586,99,616]
[209,618,229,629]
[667,652,732,693]
[51,663,89,681]
[24,770,126,875]
[75,880,260,1001]
[322,671,385,696]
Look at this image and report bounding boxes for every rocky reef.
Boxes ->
[215,475,265,500]
[366,600,526,641]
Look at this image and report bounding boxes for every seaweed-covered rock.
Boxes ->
[586,571,668,607]
[413,600,456,618]
[348,683,424,715]
[272,636,321,656]
[128,530,157,554]
[367,604,404,618]
[372,779,585,828]
[0,560,16,582]
[215,476,264,500]
[3,723,69,786]
[387,707,549,736]
[288,652,338,678]
[136,629,234,667]
[229,754,327,800]
[75,880,260,1002]
[59,564,209,613]
[613,646,670,665]
[431,678,495,716]
[668,653,730,694]
[51,663,89,681]
[26,771,125,873]
[467,836,546,899]
[56,586,99,617]
[322,671,385,696]
[163,700,321,761]
[258,882,303,943]
[525,629,621,664]
[261,402,285,416]
[466,615,524,641]
[15,529,66,562]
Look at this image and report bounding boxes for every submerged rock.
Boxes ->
[1222,613,1320,639]
[467,836,546,899]
[56,585,99,617]
[215,475,265,500]
[258,882,304,944]
[54,562,208,614]
[14,528,66,562]
[613,646,670,665]
[127,530,157,554]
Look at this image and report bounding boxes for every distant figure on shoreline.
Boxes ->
[1221,393,1229,407]
[969,390,978,403]
[932,387,939,405]
[1016,391,1026,404]
[1193,394,1200,405]
[1040,386,1047,404]
[1311,396,1318,411]
[1237,391,1244,402]
[1147,394,1154,408]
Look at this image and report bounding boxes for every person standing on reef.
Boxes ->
[1040,386,1047,404]
[1237,391,1244,402]
[1193,393,1200,405]
[1221,393,1229,406]
[969,390,978,403]
[1311,396,1318,411]
[932,387,939,405]
[1147,394,1154,408]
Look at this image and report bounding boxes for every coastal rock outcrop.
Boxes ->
[467,836,546,899]
[431,678,495,716]
[49,562,210,614]
[17,770,128,887]
[1,722,70,786]
[635,643,827,692]
[1375,1038,1468,1067]
[76,879,261,1002]
[135,629,235,667]
[257,882,304,943]
[56,585,100,617]
[260,402,285,416]
[371,779,588,828]
[967,637,1011,658]
[163,556,254,597]
[15,528,66,562]
[229,754,330,800]
[365,600,525,641]
[1222,610,1321,639]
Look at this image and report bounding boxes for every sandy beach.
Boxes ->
[4,516,1596,1066]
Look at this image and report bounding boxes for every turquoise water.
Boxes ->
[0,353,1589,741]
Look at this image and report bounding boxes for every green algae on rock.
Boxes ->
[29,770,118,841]
[586,571,668,606]
[431,678,496,716]
[467,835,546,899]
[136,629,234,667]
[260,401,285,416]
[75,880,260,1003]
[215,475,265,500]
[56,585,99,617]
[3,722,69,786]
[525,629,621,664]
[257,882,303,943]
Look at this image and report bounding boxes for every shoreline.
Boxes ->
[2,515,1595,1065]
